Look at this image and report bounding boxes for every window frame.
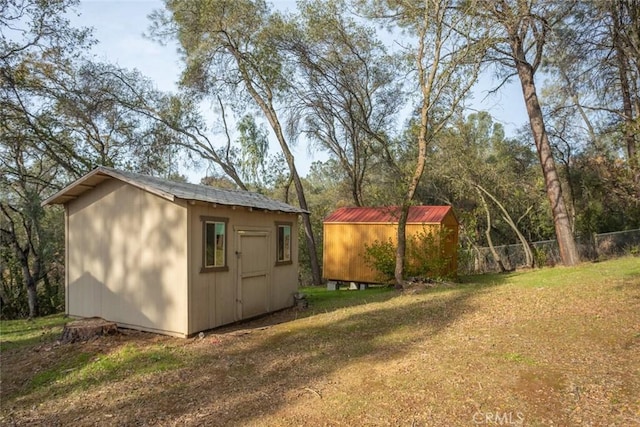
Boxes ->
[200,216,229,273]
[275,221,293,265]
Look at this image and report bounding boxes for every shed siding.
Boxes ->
[187,204,299,334]
[323,207,459,283]
[441,210,459,273]
[322,223,397,283]
[323,222,447,283]
[67,179,188,336]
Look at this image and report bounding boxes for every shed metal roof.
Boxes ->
[42,166,307,214]
[324,206,454,224]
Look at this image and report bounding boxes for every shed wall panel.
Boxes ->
[443,211,459,273]
[187,205,299,334]
[323,217,458,283]
[324,223,401,283]
[67,179,188,336]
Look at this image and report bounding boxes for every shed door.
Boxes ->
[236,230,270,320]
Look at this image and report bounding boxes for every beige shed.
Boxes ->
[42,166,304,337]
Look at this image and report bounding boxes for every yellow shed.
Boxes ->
[42,166,305,337]
[323,206,459,283]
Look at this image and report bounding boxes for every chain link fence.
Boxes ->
[459,228,640,275]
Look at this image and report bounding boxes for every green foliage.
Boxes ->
[363,238,397,281]
[0,274,65,320]
[502,352,536,365]
[29,352,93,391]
[0,246,27,319]
[291,0,404,207]
[363,227,455,282]
[1,178,65,319]
[456,243,476,276]
[405,228,455,280]
[624,244,640,257]
[1,0,185,318]
[569,156,640,236]
[237,114,269,184]
[533,246,550,268]
[422,112,548,247]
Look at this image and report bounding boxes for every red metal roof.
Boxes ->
[323,206,453,224]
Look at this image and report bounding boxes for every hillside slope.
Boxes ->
[2,257,639,425]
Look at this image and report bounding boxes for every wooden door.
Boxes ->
[236,230,270,320]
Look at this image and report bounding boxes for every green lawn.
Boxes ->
[300,284,395,312]
[1,257,639,426]
[0,314,68,351]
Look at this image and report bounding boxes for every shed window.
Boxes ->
[276,222,292,264]
[201,216,228,272]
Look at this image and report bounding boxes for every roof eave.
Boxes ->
[42,166,307,214]
[178,197,308,215]
[41,168,101,207]
[41,166,175,207]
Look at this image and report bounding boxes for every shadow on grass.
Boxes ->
[30,277,511,425]
[1,330,177,407]
[202,285,400,336]
[211,274,514,335]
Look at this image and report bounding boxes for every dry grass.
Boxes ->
[1,257,639,426]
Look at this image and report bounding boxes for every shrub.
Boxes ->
[363,238,396,281]
[533,246,548,268]
[363,227,455,282]
[406,228,454,279]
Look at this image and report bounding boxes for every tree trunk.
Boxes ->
[61,318,118,343]
[394,206,410,289]
[351,179,363,207]
[478,191,507,272]
[474,183,534,268]
[266,107,322,285]
[25,274,39,319]
[394,19,432,288]
[287,155,322,286]
[233,53,323,285]
[394,102,429,287]
[514,62,580,267]
[15,243,39,318]
[616,46,638,171]
[612,1,639,174]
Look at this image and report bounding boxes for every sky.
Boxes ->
[72,1,181,91]
[71,0,529,182]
